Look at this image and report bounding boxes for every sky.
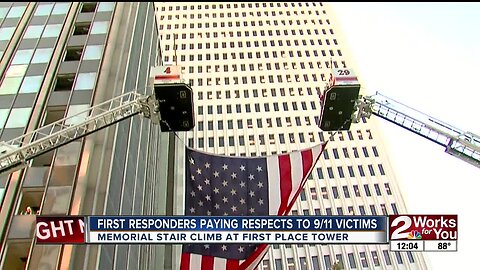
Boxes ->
[329,2,480,269]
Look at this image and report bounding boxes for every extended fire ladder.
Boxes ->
[0,92,161,175]
[354,92,480,168]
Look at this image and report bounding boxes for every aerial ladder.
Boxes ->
[319,68,480,169]
[1,67,479,176]
[0,66,195,176]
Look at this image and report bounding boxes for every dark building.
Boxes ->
[0,2,174,269]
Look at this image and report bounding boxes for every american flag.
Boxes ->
[180,143,327,270]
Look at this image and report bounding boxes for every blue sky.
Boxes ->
[330,3,480,269]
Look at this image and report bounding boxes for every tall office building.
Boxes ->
[156,2,430,269]
[0,2,174,269]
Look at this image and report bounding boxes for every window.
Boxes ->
[359,252,368,267]
[0,27,15,41]
[42,24,62,38]
[73,23,90,35]
[347,253,356,268]
[74,73,96,90]
[52,3,71,14]
[395,252,403,264]
[64,47,83,61]
[385,183,392,195]
[374,184,382,196]
[312,256,320,270]
[32,48,54,63]
[378,164,385,175]
[381,250,392,265]
[406,251,415,263]
[91,21,109,34]
[5,108,32,128]
[332,186,339,199]
[0,109,8,128]
[20,76,43,93]
[98,2,115,12]
[12,49,34,64]
[81,2,97,13]
[54,74,75,91]
[83,45,103,60]
[24,25,44,39]
[342,186,350,198]
[0,77,22,95]
[364,185,371,196]
[6,6,26,18]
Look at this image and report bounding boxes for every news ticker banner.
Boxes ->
[389,215,457,252]
[36,216,386,244]
[35,215,457,252]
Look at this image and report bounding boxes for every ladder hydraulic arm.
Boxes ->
[354,92,480,168]
[0,92,161,176]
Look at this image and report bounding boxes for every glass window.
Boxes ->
[0,7,9,19]
[383,250,392,265]
[12,49,34,65]
[91,21,109,34]
[42,24,62,38]
[74,73,97,90]
[0,27,16,41]
[24,25,45,39]
[98,2,115,12]
[65,105,89,125]
[0,109,9,128]
[32,48,54,63]
[5,107,32,128]
[83,45,103,60]
[20,76,43,93]
[35,3,54,16]
[0,77,22,95]
[52,2,71,15]
[5,65,28,77]
[6,6,26,18]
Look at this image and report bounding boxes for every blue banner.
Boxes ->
[88,216,388,231]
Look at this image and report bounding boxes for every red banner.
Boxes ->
[36,216,85,244]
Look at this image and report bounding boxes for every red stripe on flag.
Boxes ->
[301,149,313,180]
[155,75,181,80]
[227,259,240,269]
[180,253,190,270]
[201,255,214,270]
[278,155,292,215]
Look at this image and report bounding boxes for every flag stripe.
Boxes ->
[278,155,292,215]
[214,257,227,270]
[267,157,281,215]
[202,255,214,270]
[288,151,303,209]
[226,259,239,269]
[181,253,190,270]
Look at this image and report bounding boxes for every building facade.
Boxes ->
[155,2,430,270]
[0,2,174,269]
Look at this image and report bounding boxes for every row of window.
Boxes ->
[161,21,334,34]
[265,249,414,270]
[159,2,323,11]
[301,182,392,202]
[198,102,315,115]
[172,49,341,63]
[198,87,317,99]
[189,129,373,146]
[186,71,341,87]
[324,146,380,160]
[317,163,386,179]
[162,29,337,44]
